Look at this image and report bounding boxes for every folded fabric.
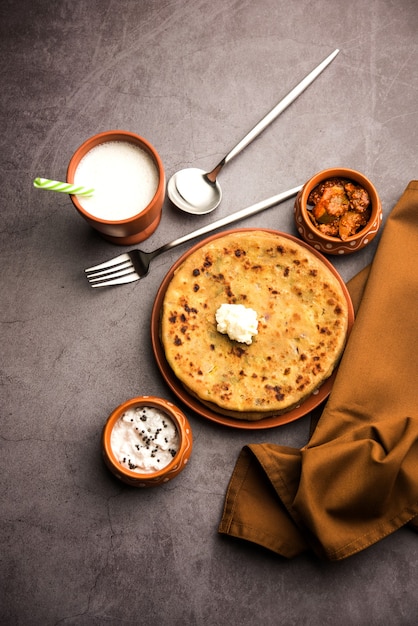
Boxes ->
[219,181,418,560]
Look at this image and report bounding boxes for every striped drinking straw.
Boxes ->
[33,177,94,197]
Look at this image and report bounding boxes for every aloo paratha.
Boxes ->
[160,230,349,420]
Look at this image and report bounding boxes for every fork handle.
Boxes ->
[153,185,302,257]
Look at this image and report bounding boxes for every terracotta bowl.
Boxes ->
[67,130,165,245]
[294,168,382,255]
[102,396,193,487]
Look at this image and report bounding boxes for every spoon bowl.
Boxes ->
[167,167,222,214]
[167,49,339,214]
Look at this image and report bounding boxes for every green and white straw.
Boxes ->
[33,177,94,197]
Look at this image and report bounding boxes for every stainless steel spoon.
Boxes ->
[167,48,339,214]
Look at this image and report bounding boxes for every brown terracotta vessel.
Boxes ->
[294,167,382,255]
[102,396,193,487]
[67,130,165,245]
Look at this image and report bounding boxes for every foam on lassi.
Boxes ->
[73,141,159,221]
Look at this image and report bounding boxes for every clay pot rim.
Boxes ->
[298,167,381,243]
[66,130,165,226]
[102,396,190,481]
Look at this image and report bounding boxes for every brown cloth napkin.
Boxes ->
[219,181,418,560]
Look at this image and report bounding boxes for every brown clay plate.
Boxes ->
[151,228,354,430]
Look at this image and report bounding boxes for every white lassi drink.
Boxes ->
[73,141,159,221]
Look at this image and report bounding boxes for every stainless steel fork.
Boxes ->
[84,185,302,287]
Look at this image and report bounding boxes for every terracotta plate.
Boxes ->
[151,228,354,430]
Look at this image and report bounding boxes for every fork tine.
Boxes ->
[84,252,131,273]
[85,250,140,288]
[87,266,136,283]
[89,272,140,288]
[87,267,136,284]
[86,260,132,279]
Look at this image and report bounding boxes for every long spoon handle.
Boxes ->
[153,185,302,257]
[206,49,339,182]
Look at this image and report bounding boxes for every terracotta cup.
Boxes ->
[102,396,193,487]
[67,130,165,245]
[294,167,382,255]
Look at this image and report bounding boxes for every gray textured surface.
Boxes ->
[1,1,417,624]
